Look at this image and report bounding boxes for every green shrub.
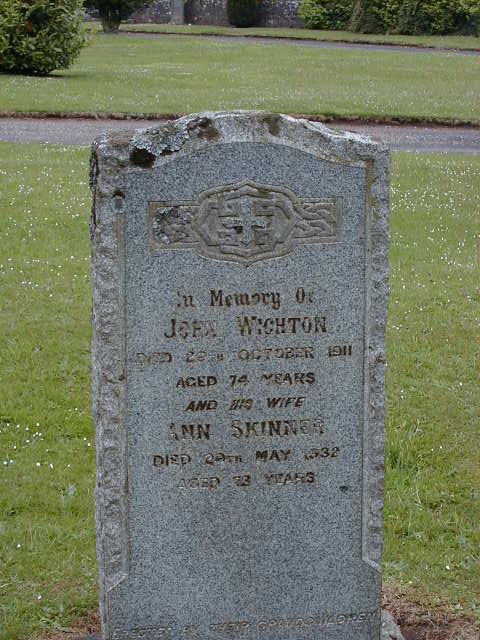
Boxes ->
[457,0,480,34]
[349,0,480,35]
[381,0,404,32]
[0,0,86,76]
[394,0,480,35]
[349,0,385,32]
[299,0,354,30]
[349,0,404,33]
[227,0,258,27]
[395,0,455,34]
[84,0,147,33]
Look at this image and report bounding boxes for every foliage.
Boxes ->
[457,0,480,34]
[348,0,404,33]
[0,0,87,76]
[299,0,353,30]
[349,0,480,35]
[349,0,386,33]
[395,0,458,34]
[84,0,146,32]
[227,0,258,27]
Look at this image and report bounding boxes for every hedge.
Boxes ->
[227,0,259,27]
[299,0,480,35]
[299,0,354,30]
[0,0,86,76]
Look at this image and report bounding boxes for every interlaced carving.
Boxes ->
[149,180,341,265]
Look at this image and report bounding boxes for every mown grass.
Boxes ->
[0,145,95,640]
[118,23,480,51]
[384,154,480,612]
[0,145,479,639]
[1,34,480,121]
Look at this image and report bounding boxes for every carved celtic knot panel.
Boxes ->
[149,180,341,265]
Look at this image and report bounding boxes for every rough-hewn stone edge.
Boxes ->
[91,110,387,174]
[362,143,390,573]
[381,611,406,639]
[90,111,389,637]
[90,138,129,638]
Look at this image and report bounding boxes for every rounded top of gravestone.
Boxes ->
[91,111,388,175]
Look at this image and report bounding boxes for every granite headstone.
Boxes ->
[91,111,390,640]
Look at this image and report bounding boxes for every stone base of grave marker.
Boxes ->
[81,611,405,640]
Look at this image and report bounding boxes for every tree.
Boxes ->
[349,0,385,33]
[0,0,87,76]
[227,0,258,27]
[85,0,146,33]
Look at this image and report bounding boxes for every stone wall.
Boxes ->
[130,0,304,28]
[130,0,171,23]
[259,0,302,27]
[185,0,229,26]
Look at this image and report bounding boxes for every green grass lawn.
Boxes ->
[0,144,479,639]
[1,34,480,122]
[0,145,95,640]
[119,23,480,51]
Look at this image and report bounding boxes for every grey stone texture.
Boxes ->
[91,111,389,640]
[381,612,406,640]
[82,611,404,640]
[258,0,303,28]
[130,0,304,28]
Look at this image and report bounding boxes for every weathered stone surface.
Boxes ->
[381,611,405,640]
[91,111,389,640]
[81,611,404,640]
[129,0,304,28]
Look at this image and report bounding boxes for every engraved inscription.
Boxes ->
[237,346,314,361]
[256,449,291,462]
[176,376,217,388]
[164,319,217,339]
[110,609,380,639]
[149,180,341,265]
[329,344,352,357]
[153,453,192,468]
[236,314,326,337]
[136,351,172,365]
[139,283,351,495]
[169,423,211,440]
[231,417,324,439]
[210,288,281,311]
[185,400,218,411]
[265,471,315,486]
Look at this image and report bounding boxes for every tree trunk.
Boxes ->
[170,0,185,25]
[100,11,121,33]
[349,0,382,34]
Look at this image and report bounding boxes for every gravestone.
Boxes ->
[91,111,390,640]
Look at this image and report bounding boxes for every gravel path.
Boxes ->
[1,117,479,153]
[120,30,480,56]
